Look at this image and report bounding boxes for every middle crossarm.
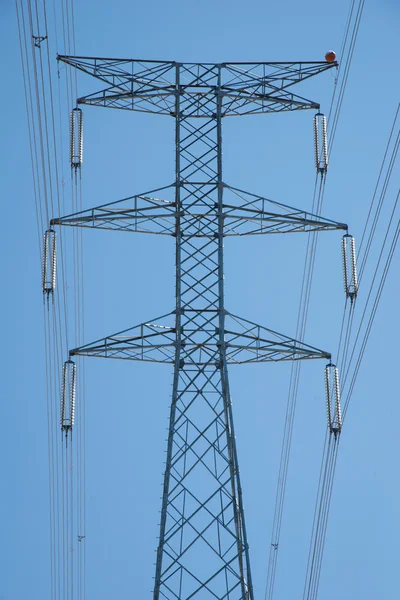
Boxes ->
[50,186,176,235]
[68,311,331,364]
[50,184,347,236]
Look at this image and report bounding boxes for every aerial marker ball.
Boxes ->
[325,51,336,63]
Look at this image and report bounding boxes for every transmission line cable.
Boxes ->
[327,0,365,154]
[272,3,368,596]
[303,89,399,600]
[17,0,86,597]
[265,171,328,600]
[342,189,400,419]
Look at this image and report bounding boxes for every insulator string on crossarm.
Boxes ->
[42,228,57,297]
[61,359,76,438]
[324,363,342,437]
[313,113,328,175]
[334,367,342,431]
[324,365,332,429]
[341,234,358,302]
[70,107,83,171]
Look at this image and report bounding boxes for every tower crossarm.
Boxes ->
[57,55,177,114]
[49,183,347,237]
[221,185,348,235]
[57,56,336,116]
[69,314,176,363]
[68,311,331,364]
[223,313,330,363]
[223,61,337,90]
[50,186,176,235]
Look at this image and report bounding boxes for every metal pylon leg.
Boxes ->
[154,361,252,600]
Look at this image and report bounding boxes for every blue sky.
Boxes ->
[2,0,399,599]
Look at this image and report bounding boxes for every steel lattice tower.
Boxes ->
[53,57,347,600]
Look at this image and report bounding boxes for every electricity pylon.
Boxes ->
[53,57,347,600]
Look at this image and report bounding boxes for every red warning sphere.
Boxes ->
[325,50,336,63]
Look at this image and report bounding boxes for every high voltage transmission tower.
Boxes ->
[51,56,349,600]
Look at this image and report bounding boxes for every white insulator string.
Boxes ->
[341,236,348,296]
[70,107,83,170]
[69,108,74,166]
[324,365,332,430]
[313,115,319,172]
[61,359,76,434]
[350,236,358,298]
[313,113,328,175]
[42,229,57,296]
[341,234,358,302]
[61,359,67,427]
[333,367,342,431]
[69,360,76,427]
[321,116,328,172]
[78,108,83,166]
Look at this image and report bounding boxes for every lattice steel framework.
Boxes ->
[53,56,346,600]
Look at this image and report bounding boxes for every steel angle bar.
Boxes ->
[171,414,226,461]
[172,422,228,475]
[76,89,176,115]
[179,62,219,86]
[165,488,235,547]
[221,91,320,116]
[164,498,238,561]
[186,559,243,598]
[169,444,229,500]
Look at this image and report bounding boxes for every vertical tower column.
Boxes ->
[154,65,253,600]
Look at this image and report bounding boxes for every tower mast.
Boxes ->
[52,56,347,599]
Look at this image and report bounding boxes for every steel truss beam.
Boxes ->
[56,57,341,600]
[69,311,331,364]
[58,56,337,116]
[51,183,347,237]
